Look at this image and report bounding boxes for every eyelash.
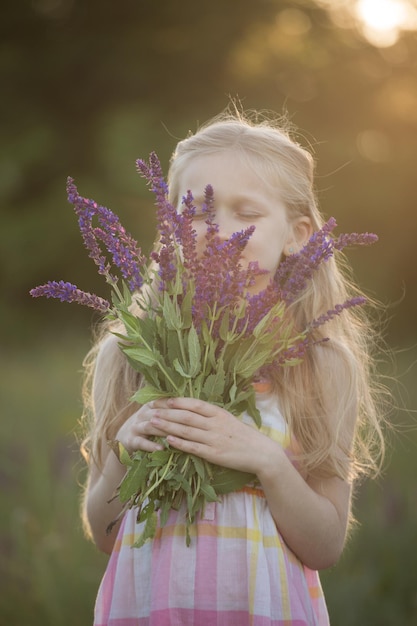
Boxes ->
[237,212,259,220]
[192,212,259,223]
[192,212,207,221]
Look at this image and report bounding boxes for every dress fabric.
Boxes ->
[94,389,330,626]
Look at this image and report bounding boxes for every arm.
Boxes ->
[83,336,167,554]
[256,349,357,569]
[85,405,169,554]
[149,353,357,570]
[255,443,351,570]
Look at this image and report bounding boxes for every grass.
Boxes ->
[0,333,107,626]
[0,333,416,624]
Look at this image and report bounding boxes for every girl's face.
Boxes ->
[176,152,301,293]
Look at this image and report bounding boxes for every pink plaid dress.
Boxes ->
[94,386,330,625]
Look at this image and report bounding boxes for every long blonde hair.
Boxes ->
[81,109,387,483]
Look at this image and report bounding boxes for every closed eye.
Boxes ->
[235,210,262,221]
[192,211,207,221]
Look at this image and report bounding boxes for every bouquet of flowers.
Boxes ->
[31,153,377,546]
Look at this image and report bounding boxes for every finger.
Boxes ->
[154,396,220,418]
[134,419,168,442]
[130,435,165,453]
[151,398,173,410]
[151,415,215,447]
[166,434,208,457]
[150,409,210,435]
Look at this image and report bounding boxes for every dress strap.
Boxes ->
[252,380,272,394]
[238,485,266,498]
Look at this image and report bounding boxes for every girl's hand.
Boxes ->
[150,396,280,476]
[115,402,168,455]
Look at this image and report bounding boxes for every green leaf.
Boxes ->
[132,510,158,548]
[162,292,182,331]
[159,498,172,527]
[141,365,162,389]
[180,288,193,329]
[137,500,155,523]
[202,360,226,400]
[166,329,182,365]
[234,348,272,378]
[118,455,149,502]
[116,309,141,337]
[122,346,161,367]
[244,390,262,428]
[175,473,192,493]
[190,455,207,480]
[136,316,159,347]
[187,324,202,377]
[130,386,171,404]
[147,449,172,466]
[199,482,220,502]
[252,303,283,338]
[222,339,245,371]
[218,308,230,342]
[118,442,134,467]
[210,468,256,494]
[173,358,191,378]
[122,280,133,307]
[186,490,194,519]
[228,381,237,403]
[190,372,206,398]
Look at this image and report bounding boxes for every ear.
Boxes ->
[284,217,313,255]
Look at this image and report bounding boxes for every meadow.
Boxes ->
[1,334,416,625]
[3,1,417,623]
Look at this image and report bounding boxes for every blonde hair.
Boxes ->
[81,109,387,485]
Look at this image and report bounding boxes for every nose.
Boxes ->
[215,207,234,240]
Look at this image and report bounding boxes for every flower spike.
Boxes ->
[30,281,110,313]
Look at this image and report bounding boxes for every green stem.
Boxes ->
[201,301,218,377]
[176,327,194,397]
[141,451,175,502]
[111,281,124,304]
[133,327,180,392]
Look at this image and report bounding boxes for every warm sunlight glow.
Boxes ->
[314,0,417,47]
[355,0,408,46]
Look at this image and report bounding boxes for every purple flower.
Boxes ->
[67,178,110,278]
[190,228,256,331]
[309,296,367,329]
[275,218,337,304]
[32,152,378,389]
[30,281,110,313]
[334,232,378,250]
[178,191,198,277]
[66,177,144,291]
[137,155,180,289]
[137,152,170,209]
[273,219,378,306]
[245,280,281,333]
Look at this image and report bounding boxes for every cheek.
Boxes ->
[193,227,208,256]
[249,234,281,265]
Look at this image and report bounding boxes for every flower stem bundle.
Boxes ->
[30,152,378,546]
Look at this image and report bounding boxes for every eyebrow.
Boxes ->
[186,193,266,207]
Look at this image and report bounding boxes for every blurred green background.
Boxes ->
[1,1,416,624]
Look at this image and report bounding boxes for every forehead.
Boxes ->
[175,151,270,194]
[173,152,289,220]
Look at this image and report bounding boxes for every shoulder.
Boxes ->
[312,340,359,430]
[313,339,358,390]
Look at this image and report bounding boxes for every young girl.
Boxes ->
[82,111,384,625]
